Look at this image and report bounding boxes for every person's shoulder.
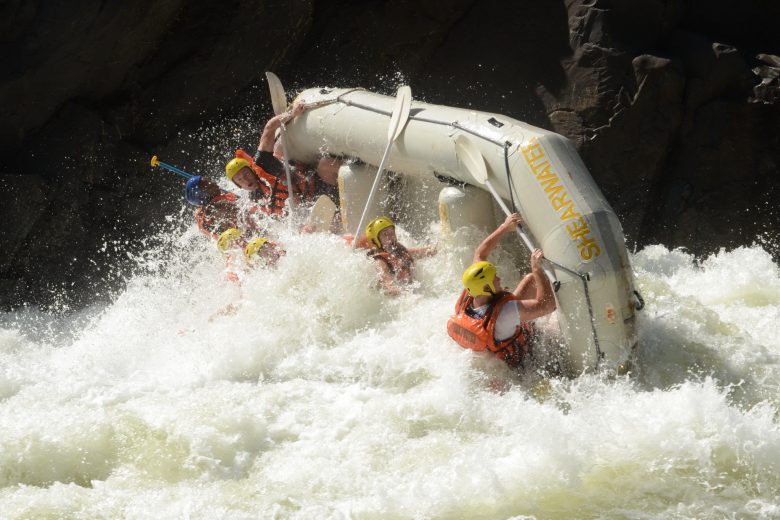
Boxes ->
[254,149,275,161]
[255,150,283,175]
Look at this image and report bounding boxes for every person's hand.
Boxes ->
[290,100,307,119]
[500,213,523,233]
[530,248,544,274]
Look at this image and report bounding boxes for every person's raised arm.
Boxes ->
[257,101,307,153]
[473,213,522,263]
[407,244,437,259]
[516,249,556,321]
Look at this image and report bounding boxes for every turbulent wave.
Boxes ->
[1,222,779,519]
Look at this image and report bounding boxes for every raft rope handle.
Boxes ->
[308,88,365,110]
[580,273,603,363]
[503,141,518,213]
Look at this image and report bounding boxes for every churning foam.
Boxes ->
[1,229,779,519]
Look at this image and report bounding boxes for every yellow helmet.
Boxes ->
[462,261,497,297]
[365,216,395,248]
[217,228,242,253]
[244,237,269,260]
[225,157,250,180]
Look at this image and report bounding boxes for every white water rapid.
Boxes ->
[1,219,780,519]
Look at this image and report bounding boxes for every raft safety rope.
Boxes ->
[503,141,518,214]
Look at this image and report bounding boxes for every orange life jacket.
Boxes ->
[371,245,415,284]
[447,290,534,367]
[195,192,238,239]
[235,149,316,215]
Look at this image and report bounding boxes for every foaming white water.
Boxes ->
[1,231,780,519]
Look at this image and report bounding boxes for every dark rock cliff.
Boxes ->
[1,0,778,309]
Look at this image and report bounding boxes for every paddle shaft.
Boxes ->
[156,161,195,179]
[482,179,564,284]
[277,122,297,225]
[351,142,393,248]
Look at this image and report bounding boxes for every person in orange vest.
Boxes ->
[184,176,239,239]
[225,101,341,214]
[364,216,436,296]
[447,214,556,368]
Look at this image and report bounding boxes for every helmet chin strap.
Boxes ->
[475,286,495,300]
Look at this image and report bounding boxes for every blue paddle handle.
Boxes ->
[159,161,195,179]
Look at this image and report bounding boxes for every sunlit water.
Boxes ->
[1,220,779,519]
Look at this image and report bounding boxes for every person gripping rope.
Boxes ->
[447,214,556,368]
[365,216,436,296]
[226,101,341,214]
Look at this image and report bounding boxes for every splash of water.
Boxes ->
[1,225,779,518]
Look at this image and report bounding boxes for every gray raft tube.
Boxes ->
[284,88,643,373]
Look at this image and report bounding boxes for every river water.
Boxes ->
[1,220,779,519]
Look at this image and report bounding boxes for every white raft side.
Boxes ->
[287,88,638,372]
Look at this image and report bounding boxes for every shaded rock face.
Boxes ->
[1,0,778,309]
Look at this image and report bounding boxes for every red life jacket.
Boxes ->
[446,290,534,367]
[234,150,316,215]
[371,245,415,284]
[195,192,238,239]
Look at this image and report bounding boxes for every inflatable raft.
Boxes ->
[285,87,643,373]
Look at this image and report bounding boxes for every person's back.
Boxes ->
[447,214,555,368]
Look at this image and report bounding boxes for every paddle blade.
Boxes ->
[387,85,412,142]
[454,135,488,184]
[265,71,288,116]
[305,195,339,232]
[150,155,159,167]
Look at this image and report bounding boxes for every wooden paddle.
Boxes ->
[454,135,559,287]
[265,71,298,226]
[351,86,412,248]
[305,195,338,233]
